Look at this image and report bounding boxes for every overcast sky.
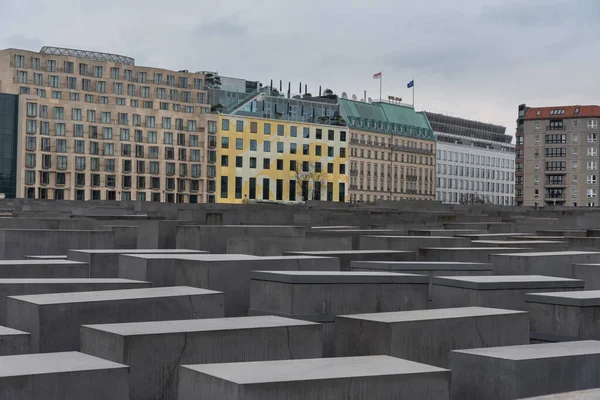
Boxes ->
[2,0,599,137]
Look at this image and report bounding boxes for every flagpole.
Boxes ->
[379,73,382,102]
[412,81,415,108]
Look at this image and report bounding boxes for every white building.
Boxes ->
[426,112,516,205]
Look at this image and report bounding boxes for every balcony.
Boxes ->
[544,182,567,188]
[350,169,358,177]
[545,197,567,204]
[406,175,418,182]
[406,189,418,194]
[544,169,567,175]
[546,126,566,131]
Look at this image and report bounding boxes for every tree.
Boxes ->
[293,163,327,201]
[459,193,491,205]
[210,103,224,113]
[204,73,221,89]
[322,89,337,100]
[303,93,312,98]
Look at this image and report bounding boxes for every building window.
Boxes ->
[264,123,271,135]
[235,177,243,199]
[222,137,229,149]
[236,120,244,132]
[220,176,228,198]
[222,119,230,131]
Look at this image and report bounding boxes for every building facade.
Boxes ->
[0,47,216,202]
[216,114,348,203]
[520,104,600,207]
[341,99,436,203]
[427,112,515,205]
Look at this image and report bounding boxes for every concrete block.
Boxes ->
[0,260,89,279]
[0,351,129,399]
[119,253,258,287]
[449,341,600,400]
[174,255,340,317]
[491,251,600,277]
[176,225,306,253]
[407,229,487,237]
[572,264,600,289]
[359,235,471,253]
[249,271,429,356]
[177,355,450,400]
[0,278,151,324]
[0,325,30,355]
[537,229,587,237]
[520,389,600,399]
[25,255,68,260]
[0,229,115,259]
[350,260,493,300]
[227,235,352,255]
[336,306,529,367]
[282,250,416,271]
[68,249,206,278]
[471,240,570,250]
[454,233,533,240]
[81,316,322,400]
[420,247,533,262]
[307,229,406,250]
[432,275,584,310]
[526,290,600,342]
[6,286,224,353]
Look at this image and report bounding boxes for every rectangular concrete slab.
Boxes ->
[420,247,534,263]
[526,290,600,342]
[68,249,206,278]
[0,325,30,355]
[282,250,416,270]
[520,389,600,399]
[407,229,488,237]
[449,341,600,400]
[81,316,323,400]
[119,253,259,287]
[307,229,406,250]
[0,278,151,324]
[359,235,471,253]
[351,261,494,300]
[174,255,340,317]
[471,240,570,250]
[249,270,429,356]
[491,251,600,277]
[25,255,68,260]
[572,264,600,289]
[336,306,529,367]
[431,275,584,310]
[6,286,224,353]
[0,260,89,279]
[0,351,129,399]
[177,355,450,400]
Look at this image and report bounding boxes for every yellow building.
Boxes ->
[217,114,348,203]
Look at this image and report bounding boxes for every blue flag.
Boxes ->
[407,80,414,88]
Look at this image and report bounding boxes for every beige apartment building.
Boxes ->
[339,99,436,202]
[0,46,217,203]
[520,104,600,207]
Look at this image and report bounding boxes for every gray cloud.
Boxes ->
[0,0,599,136]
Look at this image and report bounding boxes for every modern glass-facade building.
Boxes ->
[0,93,19,198]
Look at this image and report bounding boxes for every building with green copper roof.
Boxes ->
[338,98,435,141]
